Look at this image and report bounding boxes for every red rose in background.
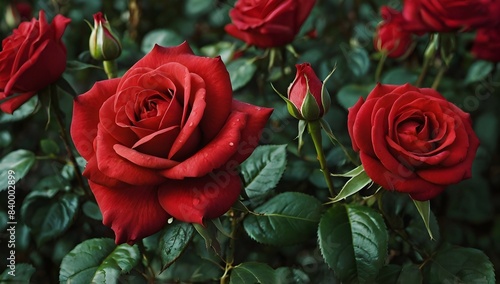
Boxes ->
[471,28,500,62]
[224,0,316,48]
[401,0,494,33]
[71,42,273,244]
[348,84,479,201]
[0,10,70,114]
[374,6,413,58]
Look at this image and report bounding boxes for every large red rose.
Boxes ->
[224,0,316,48]
[0,10,70,114]
[347,84,479,201]
[70,42,273,244]
[373,6,413,58]
[471,27,500,62]
[401,0,497,33]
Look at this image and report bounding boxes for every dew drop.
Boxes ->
[167,217,174,224]
[189,122,194,127]
[229,142,234,146]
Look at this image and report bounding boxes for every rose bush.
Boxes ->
[373,6,413,58]
[347,83,480,201]
[70,41,273,244]
[401,0,498,33]
[224,0,316,48]
[0,10,70,113]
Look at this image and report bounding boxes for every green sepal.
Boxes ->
[300,87,321,121]
[329,166,372,203]
[272,83,304,120]
[297,120,307,154]
[320,66,336,115]
[411,199,434,240]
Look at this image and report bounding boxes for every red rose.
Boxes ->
[70,42,273,244]
[471,28,500,62]
[373,6,413,58]
[347,84,479,201]
[224,0,316,48]
[287,63,330,121]
[0,10,70,114]
[401,0,495,33]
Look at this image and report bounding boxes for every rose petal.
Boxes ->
[347,97,364,152]
[89,181,170,244]
[71,79,120,159]
[161,111,247,179]
[114,144,179,169]
[82,156,128,188]
[227,100,273,164]
[131,125,179,158]
[0,91,35,114]
[95,123,167,185]
[158,171,242,224]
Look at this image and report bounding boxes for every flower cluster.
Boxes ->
[373,0,500,61]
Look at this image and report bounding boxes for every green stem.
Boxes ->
[431,65,447,90]
[308,120,335,197]
[49,84,92,198]
[220,209,238,284]
[375,52,387,82]
[103,60,118,79]
[416,34,439,87]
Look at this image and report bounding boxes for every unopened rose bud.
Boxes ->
[89,12,122,61]
[287,63,331,121]
[4,2,33,28]
[373,6,413,58]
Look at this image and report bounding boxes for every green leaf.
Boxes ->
[464,60,494,85]
[336,84,373,110]
[55,76,78,98]
[0,130,12,148]
[185,0,215,16]
[60,238,140,284]
[227,59,257,91]
[82,201,102,221]
[381,67,419,85]
[331,165,364,177]
[243,192,322,246]
[240,145,287,206]
[0,149,36,191]
[376,264,422,284]
[412,199,434,240]
[192,222,221,256]
[0,96,38,124]
[21,191,78,245]
[275,267,310,283]
[65,60,102,71]
[0,263,35,282]
[318,204,388,283]
[425,244,495,284]
[347,47,370,77]
[40,139,60,155]
[160,221,194,270]
[141,29,184,54]
[230,262,276,284]
[330,167,371,202]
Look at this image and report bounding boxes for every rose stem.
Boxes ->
[375,52,387,82]
[220,209,238,284]
[431,64,447,90]
[103,60,118,79]
[50,83,92,198]
[308,120,335,197]
[416,34,439,87]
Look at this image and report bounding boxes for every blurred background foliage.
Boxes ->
[0,0,498,283]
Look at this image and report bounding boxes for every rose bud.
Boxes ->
[89,12,122,61]
[374,6,413,58]
[4,2,33,28]
[286,63,331,121]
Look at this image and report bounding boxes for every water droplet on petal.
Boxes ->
[229,142,234,146]
[167,217,174,224]
[189,122,194,127]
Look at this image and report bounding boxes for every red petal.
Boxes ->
[161,111,247,179]
[0,91,35,114]
[89,181,170,244]
[158,171,242,224]
[228,100,273,164]
[347,97,364,152]
[71,79,120,160]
